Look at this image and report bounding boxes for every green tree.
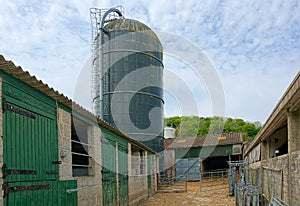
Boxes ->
[164,116,262,141]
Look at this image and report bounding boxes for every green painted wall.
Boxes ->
[175,145,233,159]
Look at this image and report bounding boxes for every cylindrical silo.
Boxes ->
[102,18,164,152]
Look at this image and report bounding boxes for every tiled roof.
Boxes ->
[0,55,156,154]
[164,133,243,149]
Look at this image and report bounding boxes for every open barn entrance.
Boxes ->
[201,154,240,172]
[202,156,229,172]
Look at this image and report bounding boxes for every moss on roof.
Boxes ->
[104,18,162,45]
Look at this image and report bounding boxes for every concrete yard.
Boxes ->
[140,181,235,206]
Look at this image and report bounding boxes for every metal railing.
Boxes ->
[236,183,260,206]
[269,194,289,206]
[199,169,228,192]
[158,174,188,192]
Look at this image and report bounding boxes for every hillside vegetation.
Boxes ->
[164,116,262,141]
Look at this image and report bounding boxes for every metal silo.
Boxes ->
[102,18,164,152]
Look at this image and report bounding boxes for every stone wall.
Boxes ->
[260,154,289,203]
[57,108,73,180]
[151,155,158,194]
[248,161,261,187]
[128,143,149,206]
[289,151,300,206]
[128,175,148,206]
[57,109,103,206]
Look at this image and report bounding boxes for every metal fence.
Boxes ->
[227,161,261,206]
[199,169,228,192]
[158,174,187,193]
[236,183,260,206]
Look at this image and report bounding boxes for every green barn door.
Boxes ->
[3,180,77,206]
[102,138,117,206]
[147,153,152,196]
[118,144,128,206]
[1,81,77,206]
[2,99,58,183]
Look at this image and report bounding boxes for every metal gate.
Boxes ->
[2,81,77,206]
[199,169,228,192]
[118,144,128,206]
[175,158,200,181]
[102,138,117,206]
[228,160,248,196]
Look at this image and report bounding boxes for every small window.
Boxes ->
[140,150,146,175]
[131,148,146,175]
[71,117,90,176]
[269,126,288,158]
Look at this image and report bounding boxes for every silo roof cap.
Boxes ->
[104,18,161,44]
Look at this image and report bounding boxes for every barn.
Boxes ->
[0,55,158,206]
[164,133,242,181]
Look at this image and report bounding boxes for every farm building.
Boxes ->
[244,72,300,205]
[0,55,159,206]
[163,133,242,181]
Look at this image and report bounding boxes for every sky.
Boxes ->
[1,0,300,124]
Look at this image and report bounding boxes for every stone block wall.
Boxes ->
[259,154,289,203]
[57,108,73,180]
[248,161,261,187]
[128,175,148,206]
[57,109,103,206]
[289,151,300,206]
[151,155,158,194]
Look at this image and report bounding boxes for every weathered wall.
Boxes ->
[289,151,300,206]
[260,154,289,203]
[151,155,158,194]
[57,108,73,180]
[164,149,175,170]
[128,175,148,206]
[128,143,149,206]
[57,109,103,206]
[287,109,300,205]
[248,161,261,188]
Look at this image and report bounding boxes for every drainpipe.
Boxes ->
[98,8,123,119]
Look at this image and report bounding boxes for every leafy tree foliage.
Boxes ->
[164,116,261,141]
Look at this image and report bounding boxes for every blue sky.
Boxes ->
[1,0,299,123]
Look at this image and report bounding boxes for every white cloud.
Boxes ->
[0,0,299,123]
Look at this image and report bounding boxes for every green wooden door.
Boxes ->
[102,138,117,206]
[2,81,77,205]
[3,98,58,183]
[147,153,152,196]
[118,144,128,206]
[3,180,77,206]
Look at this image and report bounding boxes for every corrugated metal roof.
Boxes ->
[0,54,156,154]
[164,133,243,150]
